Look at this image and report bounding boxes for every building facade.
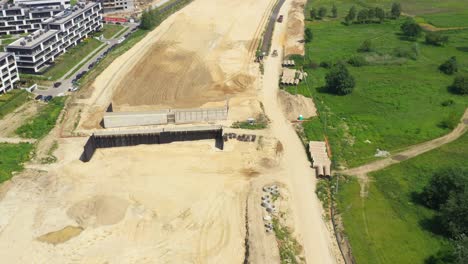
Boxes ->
[0,0,71,36]
[99,0,134,13]
[6,2,102,73]
[0,52,19,94]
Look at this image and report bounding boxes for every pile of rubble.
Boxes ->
[261,185,280,233]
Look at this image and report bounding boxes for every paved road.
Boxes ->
[261,0,338,263]
[34,23,138,97]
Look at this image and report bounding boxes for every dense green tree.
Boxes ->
[332,4,338,18]
[357,9,369,23]
[439,57,458,75]
[304,28,313,43]
[325,62,355,95]
[344,6,356,24]
[358,39,373,52]
[391,2,402,18]
[367,8,376,21]
[451,74,468,95]
[318,7,327,18]
[426,32,449,46]
[440,188,468,237]
[421,168,467,210]
[140,9,154,30]
[401,19,422,38]
[375,7,385,23]
[310,8,317,20]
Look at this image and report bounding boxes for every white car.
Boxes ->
[68,87,79,92]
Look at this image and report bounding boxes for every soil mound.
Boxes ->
[67,195,129,227]
[278,90,316,121]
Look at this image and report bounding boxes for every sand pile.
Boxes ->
[67,195,129,227]
[285,0,307,56]
[278,90,316,121]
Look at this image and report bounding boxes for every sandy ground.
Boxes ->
[74,0,276,130]
[278,89,316,121]
[0,136,285,263]
[284,0,306,56]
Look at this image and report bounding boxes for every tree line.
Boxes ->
[344,2,401,25]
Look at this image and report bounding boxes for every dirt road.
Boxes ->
[261,1,338,263]
[343,109,468,179]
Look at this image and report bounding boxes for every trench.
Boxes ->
[243,198,250,264]
[80,127,224,162]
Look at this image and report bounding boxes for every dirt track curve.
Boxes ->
[341,109,468,195]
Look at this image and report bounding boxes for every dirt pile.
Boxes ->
[67,195,129,227]
[37,226,84,245]
[278,89,316,121]
[284,0,307,56]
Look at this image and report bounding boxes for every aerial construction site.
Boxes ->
[0,0,340,263]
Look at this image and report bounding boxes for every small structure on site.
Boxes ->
[308,141,332,177]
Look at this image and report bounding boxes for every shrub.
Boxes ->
[441,99,455,107]
[325,62,355,95]
[438,112,459,130]
[393,45,418,60]
[318,7,327,19]
[450,74,468,95]
[305,60,319,69]
[357,39,373,52]
[401,19,422,38]
[305,28,313,43]
[391,2,402,18]
[347,55,368,67]
[439,56,458,75]
[426,32,449,46]
[320,61,333,68]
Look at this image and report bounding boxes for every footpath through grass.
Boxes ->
[100,24,125,39]
[15,97,66,139]
[43,38,103,80]
[337,133,468,264]
[0,89,29,119]
[296,1,468,168]
[0,143,33,183]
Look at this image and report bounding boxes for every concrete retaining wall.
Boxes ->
[175,107,228,123]
[103,110,169,128]
[80,126,224,162]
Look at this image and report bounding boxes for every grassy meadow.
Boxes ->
[0,143,33,183]
[292,0,468,168]
[337,133,468,264]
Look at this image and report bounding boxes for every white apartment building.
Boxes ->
[6,2,102,73]
[0,52,19,94]
[0,0,71,36]
[99,0,134,13]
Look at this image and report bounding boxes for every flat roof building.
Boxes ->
[6,2,102,73]
[0,0,70,36]
[0,52,19,94]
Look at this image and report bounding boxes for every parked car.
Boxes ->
[277,15,283,23]
[43,95,53,102]
[35,94,43,100]
[53,82,61,88]
[88,63,94,69]
[68,86,79,92]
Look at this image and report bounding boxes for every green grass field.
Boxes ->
[100,24,125,39]
[0,143,33,183]
[43,38,103,80]
[0,90,30,119]
[15,96,66,139]
[294,1,468,167]
[337,133,468,264]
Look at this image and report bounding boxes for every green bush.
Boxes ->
[439,56,458,75]
[347,55,368,67]
[450,74,468,95]
[325,62,355,95]
[401,19,422,38]
[426,32,449,46]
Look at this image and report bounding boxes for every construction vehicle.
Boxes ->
[277,15,283,23]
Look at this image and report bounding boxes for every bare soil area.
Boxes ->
[0,136,286,263]
[284,0,306,56]
[278,89,316,121]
